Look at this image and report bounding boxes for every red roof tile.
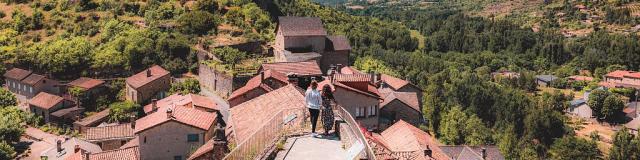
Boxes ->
[74,109,110,127]
[326,36,352,51]
[126,65,170,89]
[381,74,410,90]
[381,92,420,112]
[380,120,439,152]
[29,92,64,109]
[84,123,135,141]
[143,93,219,113]
[606,70,633,78]
[228,70,289,100]
[135,106,216,133]
[87,146,140,160]
[3,68,32,80]
[334,74,370,82]
[69,77,105,90]
[228,85,306,143]
[188,139,214,160]
[625,72,640,79]
[261,61,323,76]
[21,73,45,85]
[318,80,381,99]
[340,66,364,75]
[278,16,327,36]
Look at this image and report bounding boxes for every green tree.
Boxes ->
[549,136,602,160]
[0,141,15,160]
[212,47,247,69]
[30,9,44,30]
[354,56,400,77]
[610,128,636,160]
[588,89,609,120]
[602,94,625,121]
[108,101,140,123]
[438,106,467,145]
[524,108,566,146]
[11,10,28,32]
[464,114,493,145]
[0,108,25,143]
[28,37,94,77]
[0,88,16,107]
[178,11,219,35]
[169,79,201,95]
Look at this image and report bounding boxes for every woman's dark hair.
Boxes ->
[322,84,333,99]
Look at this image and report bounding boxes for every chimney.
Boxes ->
[336,64,343,74]
[260,71,265,84]
[424,145,433,158]
[130,115,136,129]
[369,72,376,84]
[481,147,487,160]
[74,144,80,153]
[166,108,173,119]
[56,140,62,152]
[82,150,89,160]
[146,69,152,77]
[287,73,298,86]
[151,99,158,112]
[329,65,337,82]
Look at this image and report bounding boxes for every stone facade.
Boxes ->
[138,121,215,160]
[125,75,170,104]
[97,139,130,151]
[333,87,379,130]
[29,101,65,123]
[319,50,349,75]
[5,76,59,99]
[198,63,252,98]
[379,100,422,130]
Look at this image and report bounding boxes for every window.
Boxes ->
[29,87,33,93]
[368,105,377,116]
[187,134,199,142]
[174,156,182,160]
[355,107,366,118]
[143,136,147,143]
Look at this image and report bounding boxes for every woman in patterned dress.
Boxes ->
[321,84,335,136]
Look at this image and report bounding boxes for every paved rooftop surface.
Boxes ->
[277,135,348,160]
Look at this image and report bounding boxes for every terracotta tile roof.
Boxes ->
[21,73,45,85]
[381,92,420,112]
[278,16,327,36]
[340,66,364,75]
[334,74,370,82]
[143,93,219,113]
[3,68,32,80]
[380,120,439,152]
[381,74,412,90]
[51,106,85,118]
[318,80,381,99]
[134,106,216,133]
[42,137,102,159]
[65,151,83,160]
[228,85,305,143]
[84,123,135,141]
[119,137,139,149]
[625,72,640,79]
[29,92,64,109]
[188,139,214,160]
[326,35,352,51]
[69,77,105,90]
[87,146,140,160]
[229,70,289,100]
[126,65,170,89]
[74,109,110,127]
[625,118,640,129]
[606,70,632,78]
[261,61,323,76]
[568,75,594,81]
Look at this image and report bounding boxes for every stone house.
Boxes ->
[125,65,171,104]
[274,16,351,74]
[142,93,219,114]
[379,74,423,107]
[319,74,382,130]
[600,70,640,89]
[3,68,60,99]
[73,109,110,132]
[258,60,323,88]
[228,69,289,107]
[134,106,218,160]
[198,62,252,98]
[379,91,422,129]
[29,92,72,123]
[67,77,106,97]
[40,137,102,160]
[83,123,136,151]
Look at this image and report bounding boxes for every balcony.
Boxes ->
[223,104,376,160]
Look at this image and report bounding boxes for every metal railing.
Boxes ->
[223,108,307,160]
[335,105,377,160]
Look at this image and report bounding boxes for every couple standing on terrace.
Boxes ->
[305,80,335,138]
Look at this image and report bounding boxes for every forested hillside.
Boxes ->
[274,0,640,159]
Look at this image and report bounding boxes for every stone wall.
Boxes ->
[138,121,208,160]
[379,100,422,130]
[333,87,379,130]
[320,50,349,74]
[213,41,264,54]
[198,63,253,98]
[126,75,171,104]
